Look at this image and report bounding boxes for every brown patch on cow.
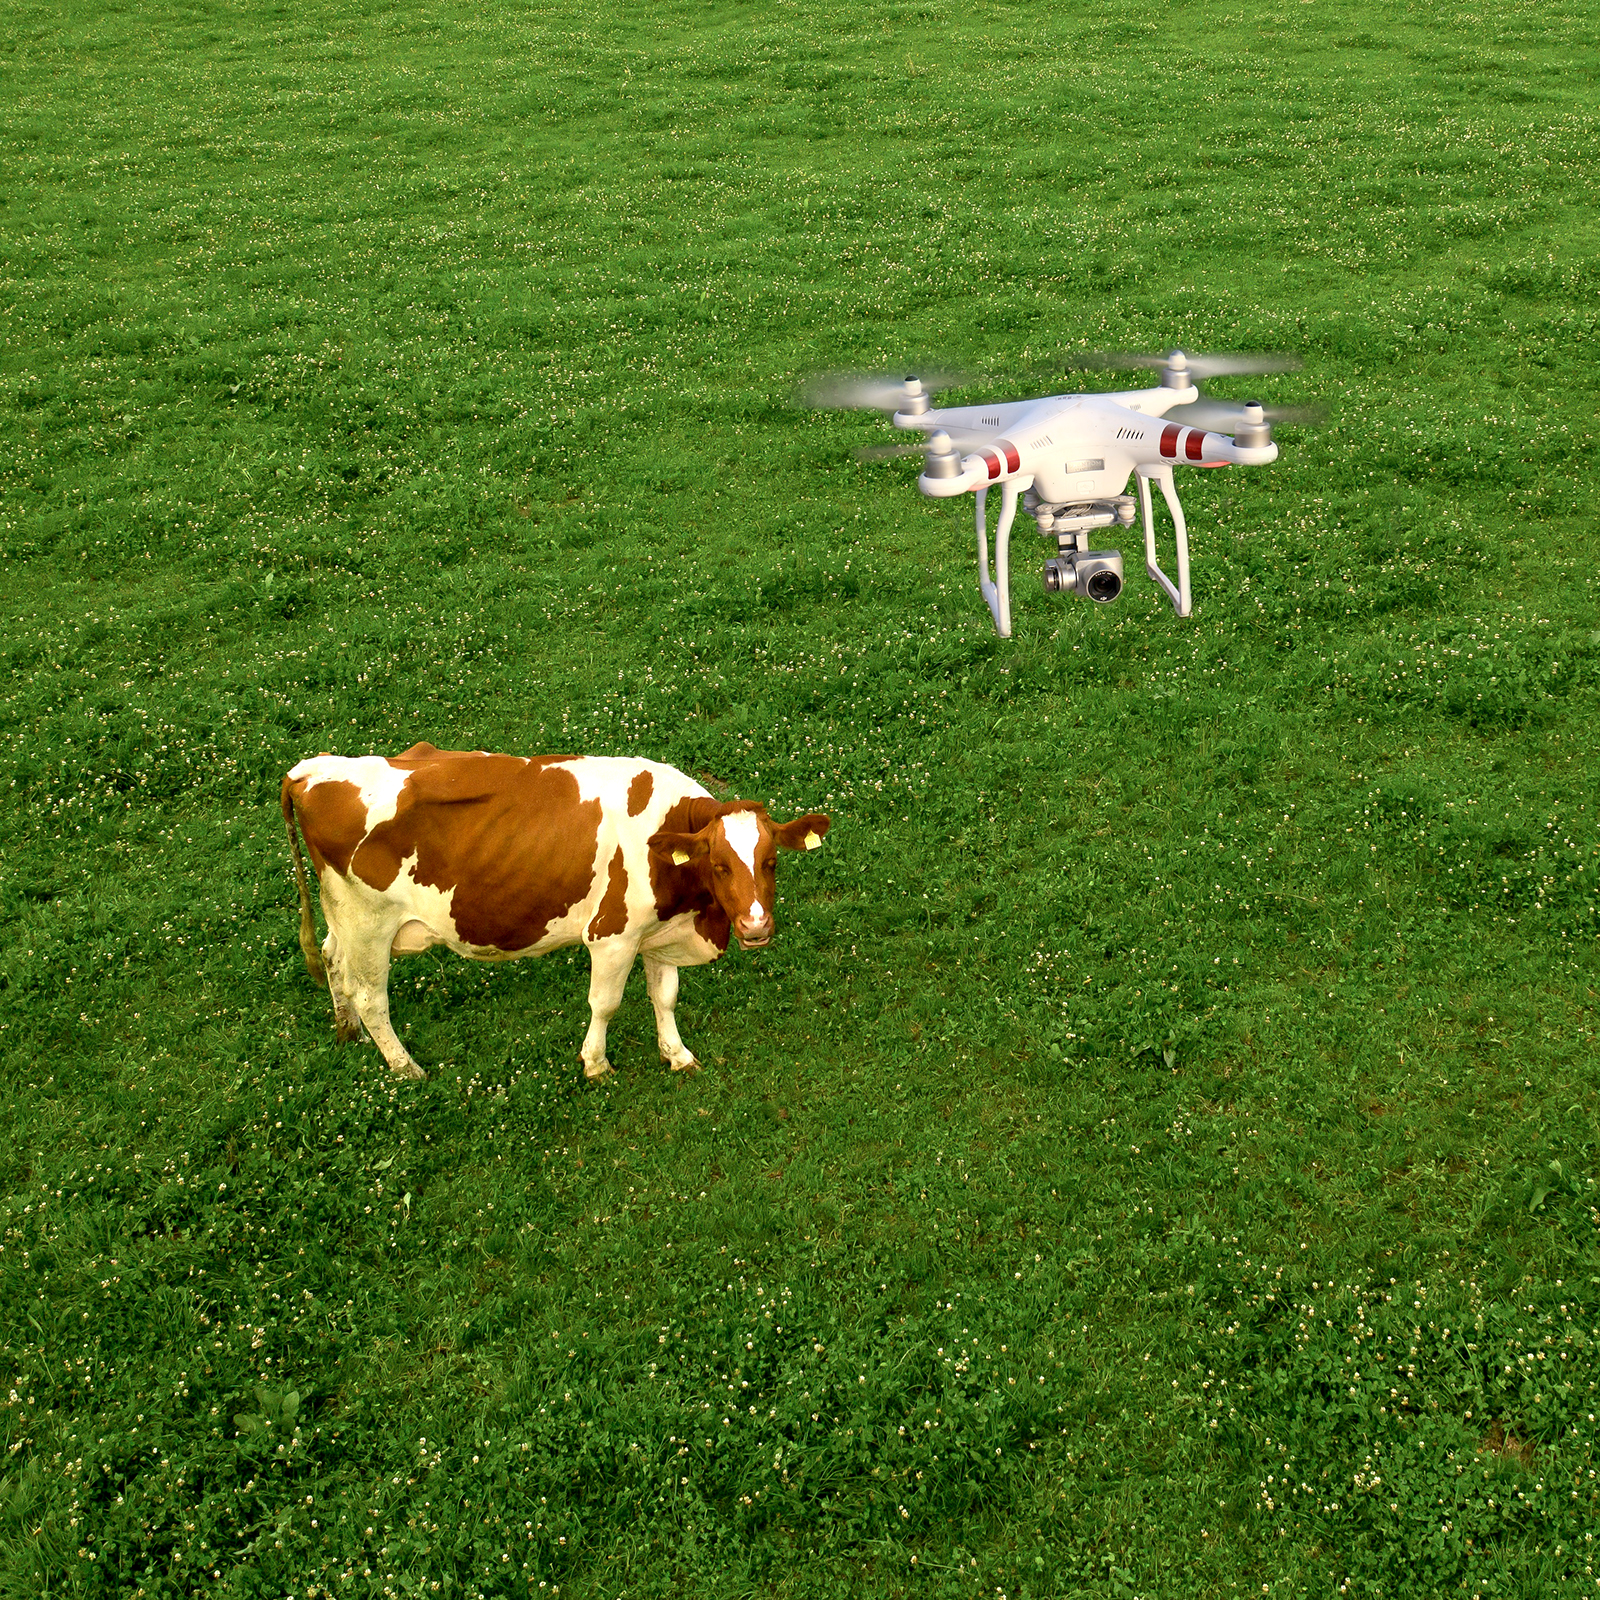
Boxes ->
[384,742,580,772]
[346,751,603,952]
[586,847,630,940]
[649,797,731,916]
[661,795,734,836]
[290,778,369,877]
[627,769,654,817]
[695,904,732,951]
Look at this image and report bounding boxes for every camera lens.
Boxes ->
[1085,569,1122,602]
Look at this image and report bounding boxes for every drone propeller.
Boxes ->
[854,441,934,462]
[800,370,970,413]
[854,424,994,462]
[1064,349,1304,382]
[1162,396,1326,433]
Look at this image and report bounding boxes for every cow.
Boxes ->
[280,743,830,1082]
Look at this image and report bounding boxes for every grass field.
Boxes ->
[3,0,1599,1594]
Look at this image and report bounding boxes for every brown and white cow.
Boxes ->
[280,743,830,1081]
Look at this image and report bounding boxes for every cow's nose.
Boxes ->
[735,914,773,948]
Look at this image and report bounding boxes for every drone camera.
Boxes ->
[1042,550,1124,603]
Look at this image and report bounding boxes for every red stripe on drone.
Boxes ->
[1160,424,1182,458]
[1185,429,1207,462]
[981,441,1021,479]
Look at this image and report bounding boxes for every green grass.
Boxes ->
[3,0,1599,1594]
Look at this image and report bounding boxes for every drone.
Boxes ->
[809,350,1319,637]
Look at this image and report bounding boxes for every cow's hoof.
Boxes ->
[581,1061,614,1086]
[665,1052,700,1074]
[389,1059,426,1082]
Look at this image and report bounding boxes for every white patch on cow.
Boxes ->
[352,760,412,830]
[723,811,761,871]
[638,910,725,967]
[547,757,718,941]
[555,756,665,809]
[289,754,411,831]
[721,811,767,921]
[550,758,714,827]
[382,852,460,948]
[390,920,434,955]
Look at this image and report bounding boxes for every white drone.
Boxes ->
[811,350,1319,636]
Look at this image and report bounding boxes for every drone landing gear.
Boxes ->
[976,468,1194,633]
[1136,464,1192,619]
[974,477,1032,638]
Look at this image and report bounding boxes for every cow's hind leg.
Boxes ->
[580,941,636,1082]
[342,937,424,1081]
[643,955,698,1073]
[321,929,367,1043]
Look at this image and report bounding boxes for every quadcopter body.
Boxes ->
[816,350,1315,637]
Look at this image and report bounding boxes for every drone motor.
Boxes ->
[1231,401,1271,449]
[920,429,965,480]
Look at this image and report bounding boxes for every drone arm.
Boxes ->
[922,456,998,497]
[1151,425,1278,469]
[1136,464,1192,618]
[895,397,1039,435]
[1103,382,1200,415]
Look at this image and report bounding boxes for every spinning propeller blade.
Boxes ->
[1162,397,1326,432]
[800,370,971,411]
[852,424,994,463]
[853,442,928,462]
[1064,350,1304,381]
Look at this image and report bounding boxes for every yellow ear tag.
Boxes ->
[804,831,822,851]
[671,849,692,866]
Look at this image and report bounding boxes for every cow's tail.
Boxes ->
[281,776,328,986]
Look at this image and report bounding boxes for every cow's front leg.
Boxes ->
[580,941,636,1081]
[643,955,698,1073]
[344,938,424,1081]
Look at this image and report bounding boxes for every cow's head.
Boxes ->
[648,804,830,950]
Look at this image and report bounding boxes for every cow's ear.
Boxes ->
[648,830,710,868]
[773,813,830,852]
